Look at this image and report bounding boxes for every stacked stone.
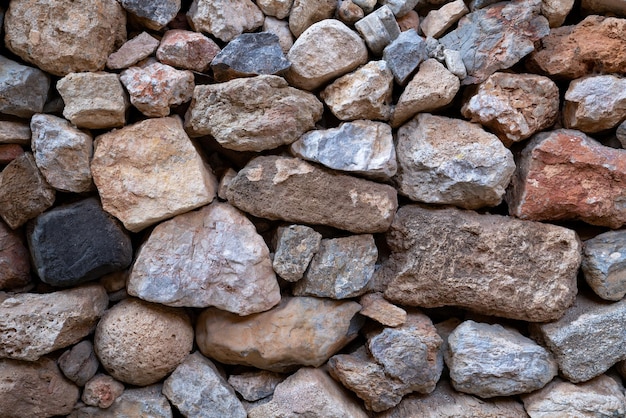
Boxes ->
[0,0,625,416]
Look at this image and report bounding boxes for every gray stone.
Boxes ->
[58,341,100,387]
[187,0,264,42]
[443,49,466,79]
[289,0,336,37]
[107,32,160,70]
[157,29,221,73]
[69,385,173,418]
[0,220,30,290]
[355,5,401,54]
[163,352,246,418]
[262,17,294,54]
[353,0,376,12]
[257,0,293,19]
[382,29,428,85]
[121,0,180,30]
[272,224,322,282]
[0,56,49,118]
[425,36,445,61]
[379,0,420,16]
[0,119,30,145]
[82,374,124,408]
[359,293,407,327]
[421,0,468,38]
[618,120,626,148]
[290,120,397,180]
[228,371,285,402]
[582,230,626,301]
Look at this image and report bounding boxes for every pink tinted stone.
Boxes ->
[157,29,221,72]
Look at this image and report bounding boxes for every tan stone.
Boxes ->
[397,10,420,32]
[263,17,295,54]
[107,32,160,70]
[421,0,469,38]
[257,0,293,19]
[187,0,264,42]
[156,29,221,72]
[289,0,336,37]
[0,144,23,165]
[359,293,407,327]
[542,0,575,27]
[581,0,626,15]
[0,119,31,145]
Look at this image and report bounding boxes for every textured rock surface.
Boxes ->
[107,32,160,70]
[582,230,626,301]
[354,5,400,54]
[225,155,398,233]
[0,144,23,165]
[0,220,30,290]
[58,341,99,387]
[618,120,626,148]
[121,0,180,30]
[289,0,336,37]
[187,0,264,42]
[421,0,469,38]
[69,385,173,418]
[359,293,407,327]
[379,0,419,16]
[0,56,49,118]
[272,224,322,282]
[380,205,581,322]
[382,30,427,86]
[82,374,124,408]
[263,16,294,53]
[0,119,30,145]
[258,0,293,19]
[228,371,284,402]
[157,30,221,72]
[542,0,575,27]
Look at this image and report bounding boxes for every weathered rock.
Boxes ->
[0,144,23,165]
[359,293,407,327]
[272,224,322,282]
[187,0,264,42]
[121,0,180,30]
[58,341,100,387]
[0,153,55,229]
[425,36,446,61]
[290,120,397,180]
[107,32,160,70]
[0,56,49,118]
[391,59,460,127]
[397,10,420,31]
[0,221,30,290]
[353,0,376,12]
[91,116,217,232]
[542,0,575,27]
[522,375,626,418]
[4,0,126,76]
[618,120,626,148]
[0,119,30,145]
[0,357,79,418]
[439,0,549,85]
[228,371,285,402]
[185,75,322,151]
[394,114,515,209]
[582,0,626,15]
[225,155,398,234]
[530,294,626,383]
[563,75,626,133]
[95,298,194,386]
[421,0,469,38]
[82,374,124,408]
[506,129,626,228]
[247,367,368,418]
[337,0,364,24]
[380,205,581,322]
[156,29,220,72]
[57,72,129,129]
[69,384,173,418]
[289,0,336,37]
[382,30,428,86]
[30,114,93,193]
[379,0,420,16]
[461,72,560,145]
[258,0,293,19]
[286,19,368,90]
[0,284,108,361]
[263,17,294,54]
[196,296,362,372]
[582,230,626,300]
[355,5,400,54]
[443,48,467,79]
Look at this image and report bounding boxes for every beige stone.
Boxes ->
[359,293,407,327]
[421,0,469,38]
[187,0,264,42]
[0,119,31,145]
[289,0,336,37]
[542,0,575,27]
[263,17,295,54]
[257,0,293,19]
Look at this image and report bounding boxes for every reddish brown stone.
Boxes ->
[507,129,626,228]
[0,144,23,165]
[157,29,221,72]
[0,221,30,290]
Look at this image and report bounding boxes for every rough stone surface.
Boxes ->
[196,296,362,372]
[69,385,173,418]
[443,49,467,79]
[338,0,364,24]
[258,0,293,19]
[272,224,322,282]
[355,6,400,55]
[359,293,407,327]
[91,116,217,232]
[581,0,626,15]
[439,0,549,85]
[542,0,575,27]
[4,0,126,76]
[382,30,428,86]
[0,56,49,118]
[0,284,108,361]
[30,114,93,193]
[185,75,322,151]
[263,16,294,54]
[291,120,397,180]
[95,298,194,386]
[395,114,515,209]
[0,144,23,165]
[107,32,160,70]
[421,0,469,38]
[582,230,626,301]
[397,10,420,31]
[187,0,264,42]
[82,374,124,408]
[58,341,100,387]
[224,155,398,234]
[0,220,30,290]
[507,129,626,228]
[228,371,285,402]
[0,119,30,145]
[618,120,626,148]
[289,0,336,37]
[121,0,180,30]
[461,72,559,145]
[157,30,221,72]
[379,205,581,322]
[163,352,246,418]
[286,20,368,90]
[379,0,420,16]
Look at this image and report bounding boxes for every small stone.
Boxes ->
[421,0,469,38]
[391,59,460,127]
[290,120,397,180]
[0,153,55,230]
[262,17,294,54]
[57,72,129,129]
[0,56,49,118]
[425,36,446,61]
[30,114,93,193]
[397,10,420,31]
[563,75,626,133]
[382,30,428,86]
[0,119,30,145]
[211,32,290,82]
[542,0,575,27]
[228,371,285,402]
[58,341,100,387]
[0,284,108,361]
[196,296,362,372]
[359,293,407,327]
[379,0,420,16]
[581,0,626,15]
[69,385,173,418]
[91,116,217,232]
[618,361,626,379]
[121,0,180,30]
[0,144,23,165]
[287,19,368,90]
[338,0,364,24]
[157,29,220,72]
[82,374,124,409]
[0,220,30,290]
[618,120,626,148]
[582,230,626,301]
[443,48,466,79]
[289,0,336,37]
[353,0,376,12]
[95,298,194,386]
[379,205,582,322]
[107,32,160,70]
[187,0,264,42]
[395,114,515,209]
[257,0,293,19]
[217,168,237,200]
[355,5,401,55]
[506,129,626,228]
[272,224,322,282]
[121,62,194,117]
[225,155,398,234]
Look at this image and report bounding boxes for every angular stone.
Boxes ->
[211,32,290,82]
[337,0,364,24]
[421,0,469,38]
[121,62,194,118]
[0,119,30,145]
[461,72,560,145]
[196,296,362,372]
[0,144,23,165]
[382,30,427,86]
[291,120,397,180]
[391,59,460,127]
[359,293,407,327]
[563,75,626,133]
[581,0,626,15]
[121,0,180,30]
[91,116,217,232]
[0,221,30,290]
[395,114,515,209]
[522,375,626,417]
[107,32,160,70]
[58,341,99,387]
[263,17,294,54]
[0,357,79,418]
[187,0,264,42]
[0,56,49,118]
[530,294,626,383]
[82,374,124,408]
[0,284,108,361]
[0,153,55,230]
[57,72,128,129]
[157,29,220,72]
[542,0,575,27]
[69,385,173,418]
[95,298,194,386]
[582,230,626,301]
[320,61,394,121]
[379,0,420,16]
[439,0,549,85]
[247,368,368,418]
[507,129,626,228]
[272,224,322,282]
[443,48,466,79]
[185,75,322,152]
[355,6,401,54]
[289,0,336,37]
[30,114,93,193]
[225,155,398,234]
[287,20,368,90]
[4,0,126,76]
[380,205,581,322]
[228,371,284,402]
[258,0,293,19]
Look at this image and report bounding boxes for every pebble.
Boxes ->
[82,374,124,409]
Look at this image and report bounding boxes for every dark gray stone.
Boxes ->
[382,29,427,85]
[582,230,626,301]
[0,55,49,118]
[120,0,180,30]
